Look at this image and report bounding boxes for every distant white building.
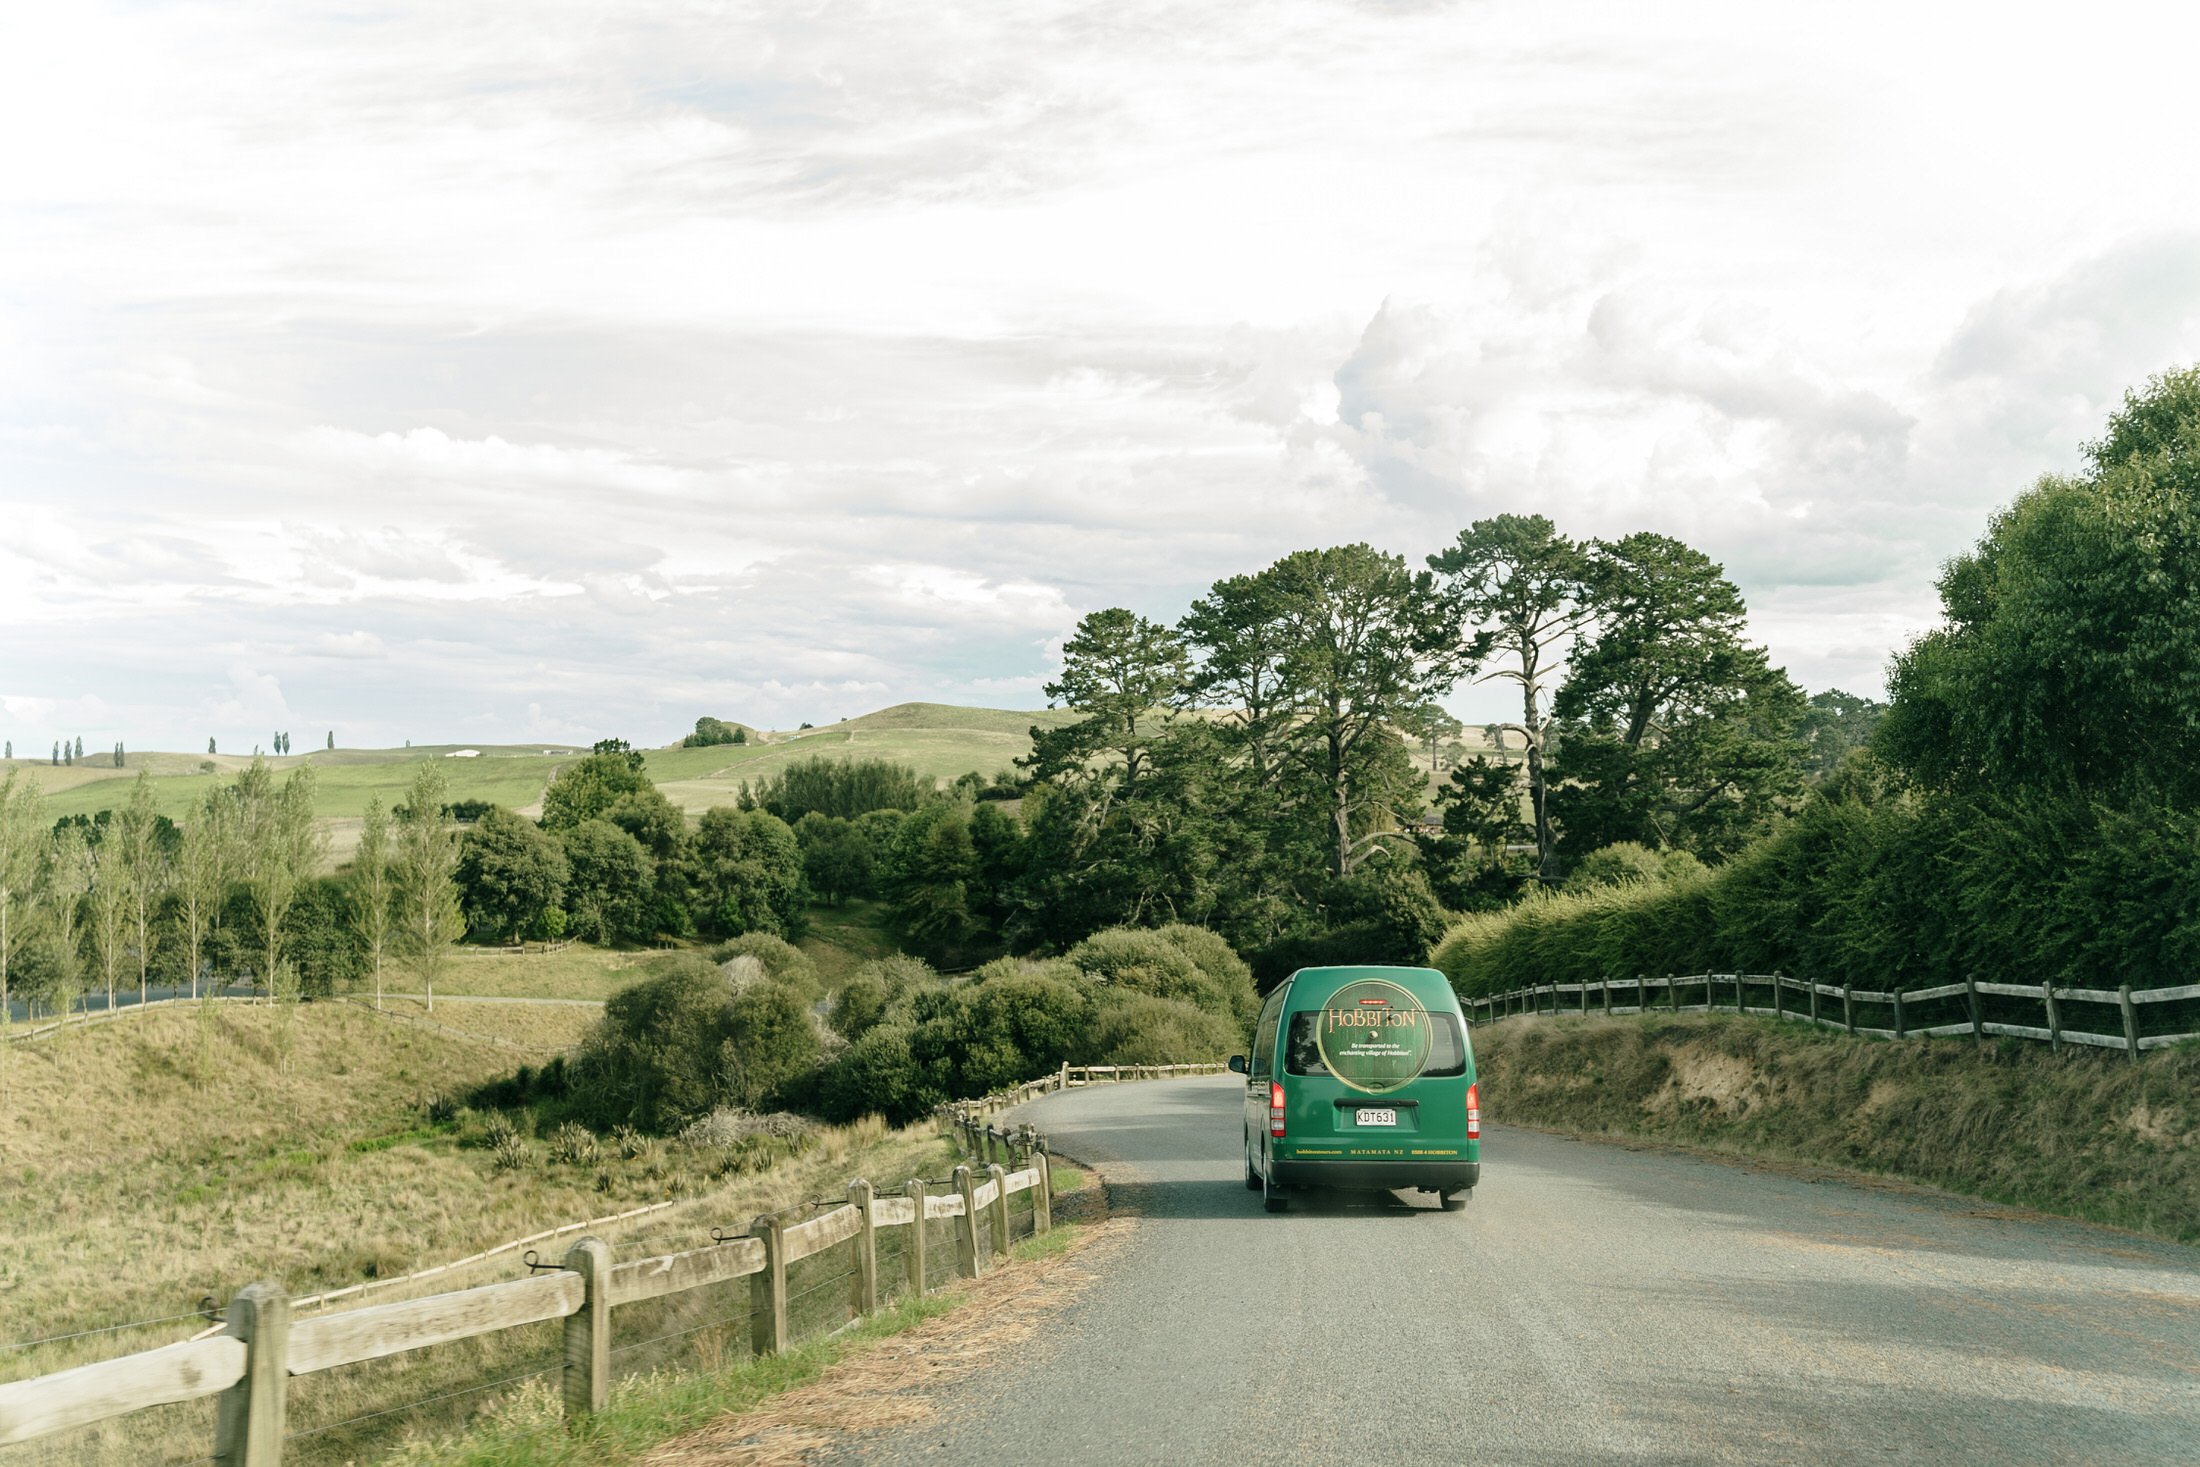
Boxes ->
[447,748,481,758]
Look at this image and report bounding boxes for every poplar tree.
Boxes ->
[351,796,395,1009]
[174,788,232,1001]
[73,737,83,762]
[87,841,129,1013]
[393,763,462,1012]
[114,773,170,1005]
[44,824,91,1016]
[237,761,325,1005]
[0,770,45,1034]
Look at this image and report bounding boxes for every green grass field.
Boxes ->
[0,702,1077,830]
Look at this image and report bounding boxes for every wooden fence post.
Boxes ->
[1668,974,1678,1013]
[1600,978,1611,1015]
[953,1165,981,1278]
[987,1163,1011,1258]
[1892,988,1906,1040]
[1735,973,1745,1014]
[850,1180,878,1315]
[750,1214,788,1357]
[905,1179,929,1298]
[1771,971,1783,1022]
[1809,975,1821,1028]
[212,1281,288,1467]
[561,1236,611,1421]
[1843,979,1855,1035]
[2118,983,2140,1060]
[1965,975,1984,1048]
[1033,1147,1053,1235]
[2043,983,2062,1051]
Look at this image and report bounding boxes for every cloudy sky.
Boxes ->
[5,1,2200,751]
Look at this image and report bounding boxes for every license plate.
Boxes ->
[1354,1108,1398,1127]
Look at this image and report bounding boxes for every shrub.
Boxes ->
[569,953,736,1131]
[547,1121,598,1167]
[1067,927,1241,1024]
[1087,994,1239,1066]
[709,931,819,999]
[489,1134,531,1174]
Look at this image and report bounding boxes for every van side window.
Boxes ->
[1284,1013,1468,1077]
[1250,999,1283,1079]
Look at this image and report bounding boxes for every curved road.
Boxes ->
[834,1075,2199,1466]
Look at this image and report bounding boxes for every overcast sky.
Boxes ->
[5,1,2200,752]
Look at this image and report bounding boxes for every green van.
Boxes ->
[1229,965,1480,1213]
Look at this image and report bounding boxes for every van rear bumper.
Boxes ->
[1272,1158,1480,1194]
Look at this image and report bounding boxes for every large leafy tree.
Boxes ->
[687,806,804,938]
[1263,544,1465,877]
[1180,572,1295,786]
[1427,514,1583,884]
[456,806,569,942]
[1880,365,2200,802]
[541,744,653,830]
[1548,534,1805,860]
[559,818,656,944]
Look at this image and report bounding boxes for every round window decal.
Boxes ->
[1314,979,1435,1094]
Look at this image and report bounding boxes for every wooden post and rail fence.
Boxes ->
[1460,971,2200,1057]
[0,1060,1225,1461]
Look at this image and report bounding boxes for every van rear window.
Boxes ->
[1285,1011,1467,1079]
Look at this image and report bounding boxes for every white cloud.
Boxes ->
[4,2,2200,745]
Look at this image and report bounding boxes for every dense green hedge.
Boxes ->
[1434,772,2200,1003]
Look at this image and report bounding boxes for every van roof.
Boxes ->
[1278,965,1461,1009]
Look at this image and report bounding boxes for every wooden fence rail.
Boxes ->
[0,1162,1052,1462]
[1461,972,2200,1058]
[0,1055,1236,1460]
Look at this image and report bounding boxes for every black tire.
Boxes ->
[1262,1157,1290,1213]
[1439,1188,1471,1212]
[1244,1134,1261,1191]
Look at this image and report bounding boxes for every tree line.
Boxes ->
[0,760,465,1030]
[727,532,1850,980]
[1436,365,2200,1007]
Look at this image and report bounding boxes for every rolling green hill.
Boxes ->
[0,702,1079,828]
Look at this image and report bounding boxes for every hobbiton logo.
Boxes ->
[1315,979,1434,1094]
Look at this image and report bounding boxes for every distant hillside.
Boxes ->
[0,702,1074,826]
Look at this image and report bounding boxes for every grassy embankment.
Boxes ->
[0,1001,959,1465]
[1475,1013,2200,1243]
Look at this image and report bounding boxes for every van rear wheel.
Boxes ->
[1262,1162,1289,1213]
[1243,1137,1261,1191]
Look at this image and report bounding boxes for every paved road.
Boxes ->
[835,1076,2200,1466]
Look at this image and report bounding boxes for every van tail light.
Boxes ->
[1466,1082,1481,1141]
[1269,1081,1286,1138]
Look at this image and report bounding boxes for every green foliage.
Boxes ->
[682,716,749,749]
[687,806,805,939]
[794,812,876,903]
[570,954,734,1130]
[541,751,654,831]
[1563,842,1706,892]
[1087,994,1240,1066]
[1026,608,1189,790]
[710,930,820,999]
[723,980,822,1110]
[557,819,655,944]
[281,876,361,997]
[1797,690,1885,780]
[880,799,982,958]
[456,807,569,942]
[749,756,928,823]
[1882,366,2200,803]
[1065,924,1257,1029]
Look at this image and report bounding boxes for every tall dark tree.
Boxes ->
[1027,609,1190,792]
[1428,514,1586,884]
[1180,573,1294,785]
[456,807,569,941]
[1263,545,1465,877]
[1881,365,2200,803]
[1549,534,1805,860]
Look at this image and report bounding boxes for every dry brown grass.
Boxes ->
[0,1006,944,1385]
[1475,1013,2200,1242]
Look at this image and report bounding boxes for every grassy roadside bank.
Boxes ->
[1474,1013,2199,1244]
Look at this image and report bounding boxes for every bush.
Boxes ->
[688,807,806,940]
[1066,926,1252,1027]
[709,931,819,999]
[546,1121,598,1167]
[1087,994,1240,1066]
[569,954,736,1131]
[558,819,655,944]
